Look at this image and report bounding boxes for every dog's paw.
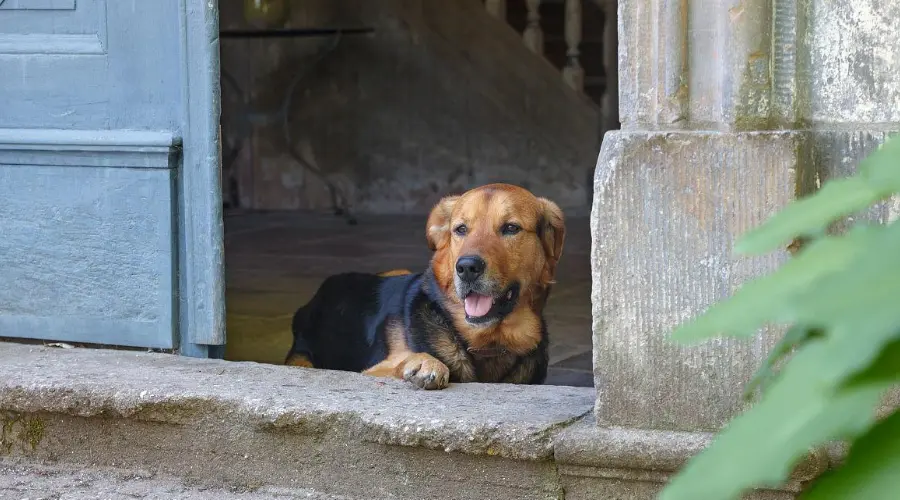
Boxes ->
[402,354,450,390]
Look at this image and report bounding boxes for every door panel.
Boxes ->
[0,0,224,354]
[0,1,77,9]
[0,0,182,131]
[0,130,177,348]
[0,0,103,55]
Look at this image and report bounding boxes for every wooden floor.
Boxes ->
[224,211,594,387]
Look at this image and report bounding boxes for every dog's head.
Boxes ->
[426,184,565,339]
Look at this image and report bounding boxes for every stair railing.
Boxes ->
[483,0,585,93]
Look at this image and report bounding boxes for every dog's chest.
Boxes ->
[441,339,520,383]
[471,352,519,382]
[413,299,525,383]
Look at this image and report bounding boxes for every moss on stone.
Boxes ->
[0,412,46,454]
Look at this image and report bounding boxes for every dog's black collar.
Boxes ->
[467,345,510,358]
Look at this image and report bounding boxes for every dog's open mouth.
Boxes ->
[463,284,519,324]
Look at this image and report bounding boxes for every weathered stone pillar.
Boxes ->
[592,0,900,432]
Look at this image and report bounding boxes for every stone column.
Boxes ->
[592,0,900,432]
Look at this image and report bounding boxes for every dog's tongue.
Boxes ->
[464,293,493,317]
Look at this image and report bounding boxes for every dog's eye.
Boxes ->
[501,223,521,236]
[454,224,468,236]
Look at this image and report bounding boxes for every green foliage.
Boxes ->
[659,134,900,500]
[742,325,823,401]
[802,400,900,499]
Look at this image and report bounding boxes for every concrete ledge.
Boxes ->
[0,342,808,499]
[0,342,592,461]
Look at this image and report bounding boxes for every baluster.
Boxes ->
[485,0,506,20]
[562,0,584,91]
[600,0,619,135]
[523,0,544,55]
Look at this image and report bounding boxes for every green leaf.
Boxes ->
[661,326,896,500]
[665,222,900,498]
[787,222,900,332]
[801,409,900,500]
[736,134,900,255]
[662,134,900,500]
[859,133,900,191]
[742,325,824,402]
[845,335,900,388]
[670,226,876,343]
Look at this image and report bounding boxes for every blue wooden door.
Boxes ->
[0,0,224,357]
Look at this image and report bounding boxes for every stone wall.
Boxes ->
[592,0,900,432]
[220,0,600,215]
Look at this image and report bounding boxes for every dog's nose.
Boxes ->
[456,255,486,282]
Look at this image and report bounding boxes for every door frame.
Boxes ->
[177,0,226,358]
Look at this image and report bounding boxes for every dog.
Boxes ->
[284,183,565,389]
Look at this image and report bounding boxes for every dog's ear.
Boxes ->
[538,197,566,274]
[426,195,460,251]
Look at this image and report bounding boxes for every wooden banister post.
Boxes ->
[485,0,507,20]
[523,0,544,55]
[562,0,585,92]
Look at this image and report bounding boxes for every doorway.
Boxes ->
[217,0,610,387]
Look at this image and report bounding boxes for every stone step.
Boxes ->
[1,460,360,500]
[0,342,815,499]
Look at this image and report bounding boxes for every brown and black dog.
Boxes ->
[284,183,565,389]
